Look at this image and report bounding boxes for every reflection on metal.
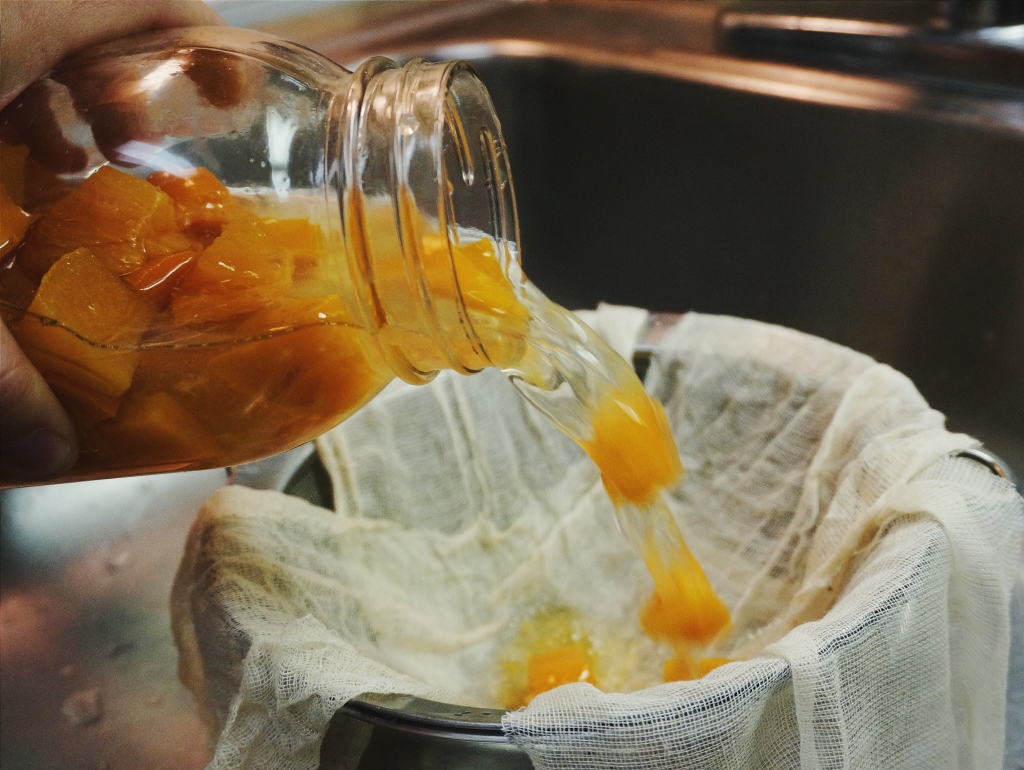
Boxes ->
[957,447,1020,488]
[319,693,533,770]
[267,0,1024,138]
[0,470,227,769]
[721,13,917,38]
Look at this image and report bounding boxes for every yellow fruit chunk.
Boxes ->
[1,182,36,259]
[19,166,177,279]
[229,295,356,336]
[13,247,156,424]
[582,382,682,507]
[699,657,733,676]
[172,216,293,324]
[196,309,382,452]
[663,653,732,682]
[123,248,200,309]
[640,537,731,648]
[523,644,597,705]
[149,168,238,238]
[99,391,220,464]
[663,648,700,682]
[261,217,325,281]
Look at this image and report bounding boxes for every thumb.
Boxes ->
[0,322,78,483]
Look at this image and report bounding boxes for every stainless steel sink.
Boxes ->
[285,0,1024,475]
[2,2,1022,769]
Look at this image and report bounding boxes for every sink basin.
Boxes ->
[275,0,1024,475]
[475,52,1024,474]
[1,3,1021,769]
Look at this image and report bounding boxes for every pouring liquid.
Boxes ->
[0,160,730,696]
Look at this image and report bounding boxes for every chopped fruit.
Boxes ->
[143,229,198,258]
[149,168,238,235]
[663,648,700,682]
[99,391,220,463]
[123,249,200,309]
[698,657,732,676]
[149,168,230,209]
[640,536,730,648]
[172,216,293,324]
[19,166,177,279]
[583,383,682,507]
[200,316,381,442]
[13,247,156,423]
[261,218,326,282]
[524,644,597,703]
[0,182,37,258]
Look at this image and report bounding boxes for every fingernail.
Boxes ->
[1,429,76,480]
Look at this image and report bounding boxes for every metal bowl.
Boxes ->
[229,323,1017,770]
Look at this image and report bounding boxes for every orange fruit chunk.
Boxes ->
[149,168,230,209]
[582,382,682,508]
[172,216,293,324]
[663,653,732,682]
[99,391,220,464]
[149,168,237,237]
[195,309,384,452]
[123,248,200,309]
[0,182,37,259]
[640,537,731,648]
[523,644,598,705]
[698,657,733,676]
[261,217,326,282]
[18,166,177,280]
[14,247,156,424]
[663,648,700,682]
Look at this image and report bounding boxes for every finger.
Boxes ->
[0,0,226,110]
[0,323,78,482]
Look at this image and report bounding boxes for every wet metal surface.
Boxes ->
[0,471,226,770]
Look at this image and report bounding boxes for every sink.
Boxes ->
[278,0,1024,475]
[1,2,1022,769]
[477,52,1024,474]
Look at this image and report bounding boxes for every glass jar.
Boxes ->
[0,27,526,483]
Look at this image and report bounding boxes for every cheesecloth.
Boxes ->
[171,309,1023,770]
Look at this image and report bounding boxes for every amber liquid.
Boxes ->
[496,285,731,703]
[0,153,730,696]
[0,162,397,478]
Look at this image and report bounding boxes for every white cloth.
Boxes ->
[171,310,1024,770]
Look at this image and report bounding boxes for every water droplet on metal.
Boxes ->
[61,687,103,726]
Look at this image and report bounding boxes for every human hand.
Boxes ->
[0,0,224,483]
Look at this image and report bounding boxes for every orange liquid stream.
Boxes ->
[0,154,731,697]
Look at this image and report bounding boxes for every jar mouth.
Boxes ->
[340,57,523,383]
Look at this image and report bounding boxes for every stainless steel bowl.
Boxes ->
[232,321,1018,770]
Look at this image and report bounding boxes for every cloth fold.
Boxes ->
[171,310,1023,770]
